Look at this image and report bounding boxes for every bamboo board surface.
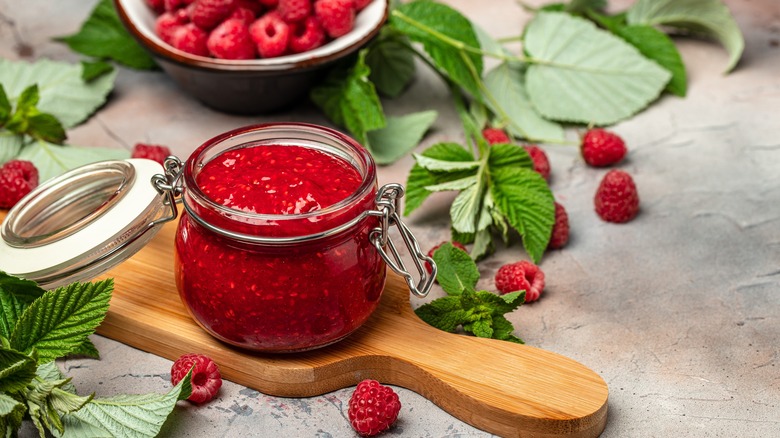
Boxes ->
[26,214,609,437]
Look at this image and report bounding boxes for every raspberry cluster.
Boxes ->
[147,0,372,59]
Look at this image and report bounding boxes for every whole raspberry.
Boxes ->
[315,0,356,39]
[171,353,222,404]
[236,0,264,15]
[207,18,257,59]
[581,128,627,167]
[190,0,237,30]
[425,241,467,275]
[348,379,401,437]
[249,12,290,58]
[523,145,550,180]
[230,6,257,24]
[494,260,545,302]
[165,0,194,12]
[594,169,639,223]
[155,10,189,45]
[288,16,325,53]
[482,127,510,145]
[354,0,371,11]
[171,23,209,56]
[258,0,278,6]
[145,0,166,13]
[132,143,172,165]
[0,160,39,209]
[277,0,312,23]
[548,202,569,249]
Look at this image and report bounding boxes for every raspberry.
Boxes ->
[258,0,278,6]
[482,127,510,145]
[348,380,401,436]
[249,11,290,58]
[354,0,371,11]
[236,0,264,15]
[548,202,569,249]
[207,18,257,59]
[155,10,189,45]
[315,0,356,39]
[131,143,172,165]
[0,160,39,209]
[524,145,550,180]
[288,16,325,53]
[425,241,467,275]
[594,169,639,223]
[494,260,545,302]
[190,0,237,30]
[230,6,258,24]
[581,128,627,167]
[277,0,311,23]
[165,0,194,12]
[171,23,209,56]
[145,0,166,13]
[171,353,222,404]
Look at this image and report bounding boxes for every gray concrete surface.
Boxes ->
[2,0,779,436]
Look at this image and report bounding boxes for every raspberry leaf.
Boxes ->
[9,279,113,364]
[450,181,485,234]
[57,0,157,70]
[365,28,416,98]
[412,154,480,173]
[0,393,26,435]
[524,12,671,125]
[483,62,566,143]
[487,143,534,170]
[432,243,479,295]
[0,271,47,305]
[366,111,438,165]
[404,142,477,215]
[0,348,37,393]
[0,291,25,341]
[16,141,129,183]
[626,0,744,73]
[611,24,687,97]
[80,61,115,83]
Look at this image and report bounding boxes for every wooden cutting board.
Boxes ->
[63,217,607,437]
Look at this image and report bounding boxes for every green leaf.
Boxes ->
[524,12,671,125]
[80,61,115,82]
[16,141,130,183]
[365,28,416,97]
[0,290,25,340]
[57,0,157,70]
[0,134,24,164]
[0,272,47,305]
[366,110,437,165]
[412,154,480,172]
[0,84,11,125]
[567,0,607,13]
[471,229,494,261]
[0,348,37,393]
[614,25,687,96]
[391,1,483,96]
[10,279,113,364]
[489,167,555,263]
[0,393,26,436]
[424,175,477,192]
[466,318,493,338]
[484,62,566,143]
[27,113,67,144]
[404,142,476,215]
[69,338,100,359]
[450,181,483,234]
[58,369,192,438]
[496,291,526,314]
[49,388,93,415]
[0,58,117,129]
[36,362,77,394]
[491,315,524,343]
[627,0,744,72]
[311,50,385,145]
[432,243,479,295]
[487,143,534,170]
[414,296,467,333]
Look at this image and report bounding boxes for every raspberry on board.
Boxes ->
[288,15,325,53]
[494,260,545,302]
[524,145,550,180]
[190,0,238,30]
[207,18,257,59]
[482,127,510,145]
[594,169,640,223]
[0,160,39,209]
[315,0,356,39]
[581,128,627,167]
[171,353,222,403]
[132,143,172,165]
[548,202,569,249]
[348,379,401,437]
[425,240,468,275]
[249,11,290,58]
[278,0,312,23]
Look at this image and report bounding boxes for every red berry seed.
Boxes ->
[348,379,401,437]
[581,128,627,167]
[494,260,545,302]
[170,353,223,403]
[594,169,640,223]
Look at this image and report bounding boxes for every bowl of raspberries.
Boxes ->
[114,0,387,113]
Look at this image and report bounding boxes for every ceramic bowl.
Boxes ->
[113,0,388,114]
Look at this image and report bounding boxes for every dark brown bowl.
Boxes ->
[114,0,388,114]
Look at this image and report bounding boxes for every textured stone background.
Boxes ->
[1,0,778,436]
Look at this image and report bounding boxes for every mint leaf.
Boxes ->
[483,62,565,143]
[404,142,476,215]
[0,393,26,436]
[0,290,25,340]
[465,318,493,338]
[414,296,468,333]
[80,60,115,82]
[0,272,46,305]
[311,50,385,145]
[432,243,479,295]
[27,113,67,144]
[391,1,483,97]
[16,141,130,183]
[567,0,606,13]
[365,28,416,97]
[0,85,12,125]
[10,279,113,364]
[627,0,744,72]
[59,369,193,438]
[367,110,437,165]
[524,12,671,125]
[491,315,524,343]
[489,167,555,263]
[58,0,156,70]
[0,348,38,393]
[615,25,687,96]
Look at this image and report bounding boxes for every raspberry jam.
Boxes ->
[175,124,386,352]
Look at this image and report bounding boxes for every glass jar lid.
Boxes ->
[0,159,168,290]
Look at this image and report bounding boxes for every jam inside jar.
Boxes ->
[174,123,389,352]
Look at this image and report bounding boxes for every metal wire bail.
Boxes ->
[369,183,436,298]
[150,156,184,227]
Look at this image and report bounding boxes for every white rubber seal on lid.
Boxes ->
[0,158,166,289]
